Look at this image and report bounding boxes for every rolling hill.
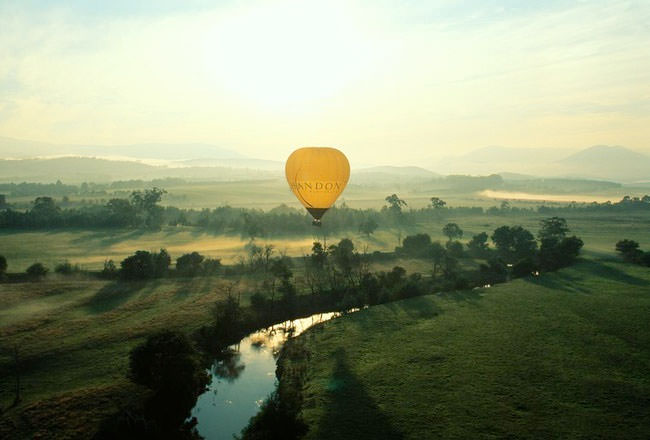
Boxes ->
[556,145,650,182]
[0,157,279,183]
[434,145,650,183]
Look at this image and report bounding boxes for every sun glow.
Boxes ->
[202,1,378,111]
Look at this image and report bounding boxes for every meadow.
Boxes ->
[1,184,649,439]
[288,257,650,439]
[1,209,648,272]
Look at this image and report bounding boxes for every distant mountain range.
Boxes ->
[435,145,650,183]
[1,136,648,183]
[351,166,441,186]
[0,136,246,161]
[0,157,279,183]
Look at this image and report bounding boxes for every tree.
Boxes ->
[467,232,489,257]
[176,252,205,277]
[202,258,222,275]
[106,198,137,227]
[128,330,209,432]
[210,295,244,343]
[129,330,206,393]
[377,266,406,289]
[442,253,459,279]
[328,238,359,279]
[399,233,432,257]
[615,239,643,263]
[153,248,171,277]
[478,258,507,284]
[491,225,537,263]
[130,187,167,229]
[54,261,77,275]
[310,241,327,270]
[539,217,569,240]
[641,252,650,267]
[427,242,446,276]
[358,217,378,237]
[0,255,7,278]
[445,240,464,258]
[539,236,583,271]
[442,223,463,242]
[262,244,275,271]
[430,197,446,209]
[385,194,407,214]
[101,259,118,279]
[30,196,61,225]
[242,212,264,239]
[512,257,538,278]
[120,251,155,280]
[26,262,48,279]
[271,258,293,282]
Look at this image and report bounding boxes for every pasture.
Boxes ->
[1,209,649,272]
[290,258,650,439]
[1,192,649,439]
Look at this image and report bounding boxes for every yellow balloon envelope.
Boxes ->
[285,147,350,224]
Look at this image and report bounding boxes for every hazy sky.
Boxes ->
[1,0,649,164]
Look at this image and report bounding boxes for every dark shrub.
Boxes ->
[26,262,48,279]
[0,255,7,278]
[615,239,643,263]
[176,252,205,277]
[54,261,78,275]
[202,258,221,275]
[491,225,537,263]
[129,330,207,394]
[512,257,538,278]
[641,252,650,267]
[398,233,432,257]
[153,248,171,277]
[445,240,464,258]
[120,251,155,280]
[100,259,118,279]
[540,236,583,271]
[478,258,507,285]
[128,330,209,436]
[466,232,489,257]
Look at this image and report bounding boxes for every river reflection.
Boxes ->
[191,311,349,440]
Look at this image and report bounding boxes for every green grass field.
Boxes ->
[286,258,650,439]
[1,210,649,272]
[1,201,649,439]
[0,275,245,439]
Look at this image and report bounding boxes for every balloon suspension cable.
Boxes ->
[312,219,322,227]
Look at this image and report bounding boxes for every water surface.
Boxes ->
[192,311,345,439]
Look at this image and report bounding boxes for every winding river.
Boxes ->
[191,311,350,439]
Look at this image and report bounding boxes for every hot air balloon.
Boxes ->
[285,147,350,225]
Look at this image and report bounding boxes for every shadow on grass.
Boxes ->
[69,228,149,248]
[172,277,212,300]
[577,259,649,286]
[313,348,404,440]
[523,258,648,293]
[84,281,147,314]
[525,271,589,293]
[384,295,441,320]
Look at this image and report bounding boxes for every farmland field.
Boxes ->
[1,209,649,271]
[286,258,650,439]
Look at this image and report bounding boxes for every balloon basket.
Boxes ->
[312,219,322,227]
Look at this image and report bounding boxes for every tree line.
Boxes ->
[1,187,649,236]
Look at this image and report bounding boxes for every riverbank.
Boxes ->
[271,258,650,439]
